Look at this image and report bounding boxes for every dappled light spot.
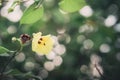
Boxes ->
[51,36,59,46]
[100,44,110,53]
[80,65,88,74]
[44,61,55,71]
[15,52,25,62]
[53,44,66,55]
[46,51,56,60]
[57,28,66,34]
[79,24,94,33]
[104,15,117,27]
[83,39,94,49]
[114,23,120,32]
[65,35,71,44]
[7,25,17,34]
[79,5,93,17]
[38,69,48,79]
[90,64,103,77]
[90,54,103,78]
[90,54,102,64]
[77,35,86,44]
[58,34,71,44]
[53,56,63,66]
[24,61,35,71]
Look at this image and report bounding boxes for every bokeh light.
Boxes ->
[79,5,93,17]
[46,51,56,60]
[104,15,117,27]
[7,25,17,34]
[114,23,120,32]
[83,39,94,49]
[53,56,63,66]
[15,52,25,62]
[53,44,66,55]
[24,61,35,71]
[90,64,103,77]
[44,61,55,71]
[79,24,94,33]
[99,44,110,53]
[77,35,86,44]
[38,69,48,79]
[80,65,88,74]
[90,54,102,64]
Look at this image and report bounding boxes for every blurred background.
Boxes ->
[0,0,120,80]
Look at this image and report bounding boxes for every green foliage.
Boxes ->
[1,0,120,80]
[0,46,10,54]
[6,69,23,76]
[59,0,86,13]
[20,3,44,24]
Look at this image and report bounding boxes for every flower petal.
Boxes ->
[32,32,54,55]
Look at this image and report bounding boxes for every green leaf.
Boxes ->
[5,69,32,77]
[59,0,86,13]
[0,46,10,54]
[5,69,22,75]
[20,3,44,24]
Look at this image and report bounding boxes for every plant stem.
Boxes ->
[94,64,103,77]
[35,0,44,8]
[0,43,22,78]
[0,51,17,76]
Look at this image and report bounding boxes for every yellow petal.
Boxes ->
[32,32,54,55]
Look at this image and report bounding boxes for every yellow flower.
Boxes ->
[32,32,54,55]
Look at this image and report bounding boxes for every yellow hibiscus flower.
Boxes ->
[32,32,54,55]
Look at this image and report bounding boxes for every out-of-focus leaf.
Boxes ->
[0,53,10,56]
[5,69,32,76]
[59,0,86,13]
[0,46,9,54]
[20,3,44,24]
[90,33,104,50]
[5,69,35,79]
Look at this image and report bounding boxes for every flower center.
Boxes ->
[38,38,46,46]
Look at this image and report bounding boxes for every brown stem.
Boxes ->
[94,64,103,77]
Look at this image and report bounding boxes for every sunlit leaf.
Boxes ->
[59,0,86,13]
[20,3,44,24]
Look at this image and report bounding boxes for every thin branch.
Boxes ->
[94,64,103,77]
[94,63,113,80]
[0,44,22,78]
[35,0,44,8]
[0,51,17,76]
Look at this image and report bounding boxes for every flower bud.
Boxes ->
[20,34,31,44]
[12,37,17,42]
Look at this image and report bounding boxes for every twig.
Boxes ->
[0,51,17,77]
[35,0,44,8]
[0,44,22,79]
[94,63,113,80]
[94,64,103,77]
